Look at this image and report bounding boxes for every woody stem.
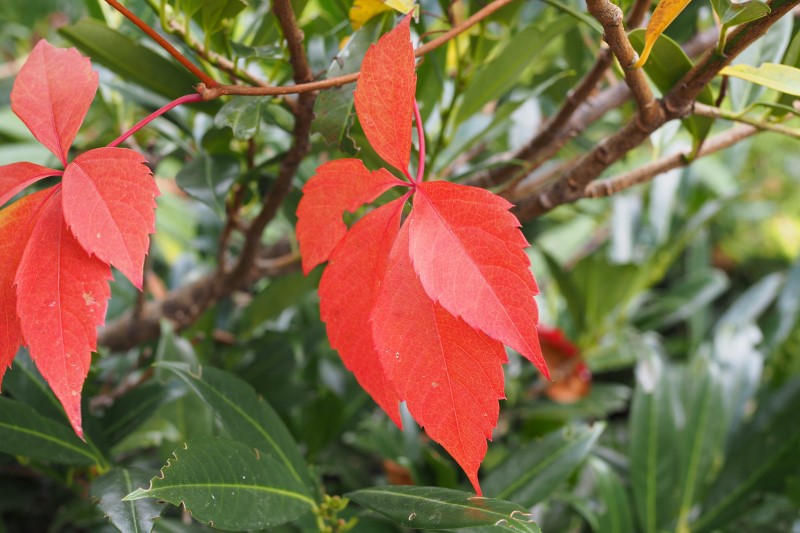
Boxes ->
[108,93,204,148]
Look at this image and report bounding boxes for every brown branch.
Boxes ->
[586,0,660,126]
[104,0,217,87]
[584,124,758,198]
[513,0,800,220]
[196,0,517,100]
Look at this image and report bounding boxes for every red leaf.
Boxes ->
[296,159,405,273]
[0,162,59,208]
[0,190,52,390]
[408,181,548,378]
[62,147,158,289]
[10,40,98,167]
[15,187,111,437]
[372,222,507,495]
[353,15,416,174]
[319,198,406,426]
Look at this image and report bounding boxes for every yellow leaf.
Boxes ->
[633,0,692,68]
[720,63,800,96]
[349,0,415,30]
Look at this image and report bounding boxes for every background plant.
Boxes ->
[0,0,799,532]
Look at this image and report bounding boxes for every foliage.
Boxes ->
[0,0,799,532]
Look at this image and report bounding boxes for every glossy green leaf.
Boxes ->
[175,154,240,216]
[124,438,314,530]
[720,63,800,96]
[629,29,715,151]
[588,458,635,533]
[312,14,393,153]
[101,381,184,446]
[1,349,65,422]
[692,378,800,532]
[59,19,209,104]
[155,362,314,493]
[92,468,164,533]
[456,16,574,124]
[214,97,271,140]
[0,396,97,465]
[721,0,770,28]
[347,486,541,532]
[483,424,604,507]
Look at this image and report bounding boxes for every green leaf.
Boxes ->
[175,154,240,216]
[0,396,97,465]
[588,458,635,533]
[198,0,247,36]
[721,0,770,28]
[456,16,574,124]
[312,14,393,153]
[101,381,184,446]
[124,438,314,530]
[237,270,321,338]
[569,255,641,334]
[230,41,283,60]
[483,424,604,507]
[155,362,314,493]
[92,468,164,533]
[692,378,800,532]
[541,0,602,33]
[214,97,272,140]
[1,349,65,422]
[720,63,800,96]
[629,29,715,152]
[59,19,213,106]
[347,486,541,532]
[634,269,729,330]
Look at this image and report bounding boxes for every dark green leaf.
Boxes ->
[230,42,282,60]
[101,381,184,446]
[198,0,247,36]
[588,458,635,533]
[483,424,604,506]
[155,362,314,493]
[1,349,65,422]
[92,468,164,533]
[214,97,271,140]
[175,154,240,216]
[125,438,314,530]
[237,270,320,338]
[635,269,729,330]
[348,486,541,532]
[721,0,770,27]
[0,396,97,465]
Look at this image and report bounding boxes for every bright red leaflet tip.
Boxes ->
[0,162,60,209]
[319,198,407,427]
[353,15,416,175]
[10,40,98,167]
[296,159,405,274]
[15,187,112,437]
[408,181,549,379]
[0,190,53,390]
[372,222,507,495]
[61,147,158,289]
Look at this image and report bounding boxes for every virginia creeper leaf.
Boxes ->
[634,0,692,68]
[295,159,404,273]
[372,223,507,495]
[353,14,416,174]
[0,162,59,208]
[318,198,406,426]
[62,147,158,289]
[408,181,547,377]
[10,40,98,166]
[15,188,112,437]
[0,190,52,390]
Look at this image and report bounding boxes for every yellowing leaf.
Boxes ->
[720,63,800,96]
[634,0,692,68]
[349,0,415,30]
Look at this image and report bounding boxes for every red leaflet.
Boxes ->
[297,17,547,492]
[10,40,98,167]
[318,198,406,426]
[353,15,416,175]
[0,190,51,389]
[0,162,59,207]
[296,159,405,273]
[62,148,158,289]
[372,224,507,495]
[15,188,111,437]
[408,182,548,378]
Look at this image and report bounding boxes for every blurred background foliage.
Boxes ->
[0,0,799,532]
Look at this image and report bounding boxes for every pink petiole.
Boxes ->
[413,100,425,184]
[108,93,204,148]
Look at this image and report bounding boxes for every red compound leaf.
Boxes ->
[10,40,98,167]
[62,147,158,289]
[0,162,59,208]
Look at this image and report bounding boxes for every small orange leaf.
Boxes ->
[634,0,692,68]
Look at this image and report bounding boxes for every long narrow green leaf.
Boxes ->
[588,458,635,533]
[348,486,541,532]
[721,63,800,96]
[125,438,314,530]
[155,362,314,493]
[483,423,604,506]
[0,396,97,465]
[92,468,164,533]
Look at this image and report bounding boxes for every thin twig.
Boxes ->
[693,102,800,139]
[583,124,758,198]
